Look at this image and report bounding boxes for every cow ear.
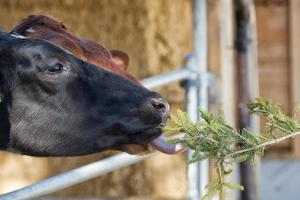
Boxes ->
[110,50,129,70]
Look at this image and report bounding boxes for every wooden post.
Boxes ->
[290,0,300,159]
[220,0,235,125]
[235,0,260,200]
[220,1,237,199]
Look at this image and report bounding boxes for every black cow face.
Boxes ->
[0,31,170,156]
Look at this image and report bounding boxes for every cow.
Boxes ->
[0,22,184,157]
[11,15,186,155]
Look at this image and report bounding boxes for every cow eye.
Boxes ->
[47,63,64,74]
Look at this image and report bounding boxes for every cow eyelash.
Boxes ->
[47,63,64,74]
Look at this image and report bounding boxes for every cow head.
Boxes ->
[0,31,184,156]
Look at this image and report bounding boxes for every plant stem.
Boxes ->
[217,160,225,200]
[273,124,293,134]
[225,131,300,159]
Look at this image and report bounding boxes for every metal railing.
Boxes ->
[0,0,209,199]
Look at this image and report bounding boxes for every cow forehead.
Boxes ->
[7,33,73,58]
[17,39,74,60]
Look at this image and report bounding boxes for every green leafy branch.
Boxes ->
[165,98,300,200]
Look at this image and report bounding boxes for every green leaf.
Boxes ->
[167,138,185,144]
[224,182,244,191]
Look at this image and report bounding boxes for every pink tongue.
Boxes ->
[150,134,186,154]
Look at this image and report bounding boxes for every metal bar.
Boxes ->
[0,153,156,200]
[141,67,192,89]
[187,0,209,199]
[186,66,200,200]
[195,1,210,197]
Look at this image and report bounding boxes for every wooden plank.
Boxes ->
[256,4,290,114]
[220,0,235,126]
[219,1,237,200]
[289,0,300,158]
[256,3,291,152]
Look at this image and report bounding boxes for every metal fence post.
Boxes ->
[186,0,209,199]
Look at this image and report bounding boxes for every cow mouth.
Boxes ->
[138,126,186,155]
[117,125,186,155]
[149,134,186,154]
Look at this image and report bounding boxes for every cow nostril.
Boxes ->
[151,98,169,113]
[152,101,165,110]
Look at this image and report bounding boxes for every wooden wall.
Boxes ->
[256,0,300,158]
[208,1,295,157]
[256,1,291,156]
[207,0,298,158]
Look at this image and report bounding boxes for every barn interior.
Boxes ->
[0,0,299,200]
